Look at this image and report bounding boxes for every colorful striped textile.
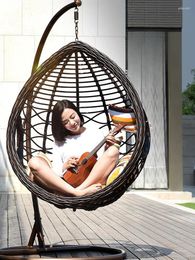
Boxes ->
[108,105,137,132]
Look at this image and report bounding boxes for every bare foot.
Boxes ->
[75,183,102,196]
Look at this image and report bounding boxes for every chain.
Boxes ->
[74,7,79,41]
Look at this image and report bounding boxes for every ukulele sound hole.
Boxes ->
[70,166,78,174]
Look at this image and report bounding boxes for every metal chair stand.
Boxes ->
[0,1,131,259]
[0,194,126,259]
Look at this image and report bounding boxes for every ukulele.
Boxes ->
[63,124,124,187]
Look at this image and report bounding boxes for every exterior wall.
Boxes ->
[127,31,183,190]
[0,0,126,192]
[127,31,168,189]
[127,0,183,190]
[183,115,195,186]
[127,0,182,28]
[167,31,183,191]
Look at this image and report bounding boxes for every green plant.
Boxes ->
[178,202,195,210]
[182,69,195,115]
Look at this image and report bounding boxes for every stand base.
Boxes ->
[0,245,126,259]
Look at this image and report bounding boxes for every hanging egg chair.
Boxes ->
[4,1,150,258]
[6,2,150,212]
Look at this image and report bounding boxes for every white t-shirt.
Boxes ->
[51,126,104,177]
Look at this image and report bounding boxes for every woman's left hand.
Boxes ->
[106,134,117,146]
[105,133,123,150]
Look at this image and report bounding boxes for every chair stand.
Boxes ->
[1,0,149,258]
[0,194,126,259]
[28,194,45,248]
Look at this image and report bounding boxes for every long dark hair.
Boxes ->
[51,99,84,142]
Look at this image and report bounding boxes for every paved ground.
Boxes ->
[1,191,195,259]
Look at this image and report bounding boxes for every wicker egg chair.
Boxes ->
[7,39,150,210]
[4,1,150,258]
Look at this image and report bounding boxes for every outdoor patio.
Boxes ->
[0,191,195,259]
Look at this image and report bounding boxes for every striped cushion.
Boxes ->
[108,105,136,132]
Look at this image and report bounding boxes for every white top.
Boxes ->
[51,126,104,177]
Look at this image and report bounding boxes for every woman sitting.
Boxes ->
[28,99,120,197]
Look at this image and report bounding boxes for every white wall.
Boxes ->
[0,0,126,191]
[128,31,168,189]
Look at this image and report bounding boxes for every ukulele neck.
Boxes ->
[81,125,124,165]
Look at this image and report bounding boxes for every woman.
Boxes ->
[28,99,120,197]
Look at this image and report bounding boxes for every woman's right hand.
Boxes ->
[63,156,79,169]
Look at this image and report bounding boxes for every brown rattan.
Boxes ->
[6,40,150,211]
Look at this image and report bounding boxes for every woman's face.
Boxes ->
[61,108,81,134]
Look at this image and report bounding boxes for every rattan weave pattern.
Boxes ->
[6,41,150,210]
